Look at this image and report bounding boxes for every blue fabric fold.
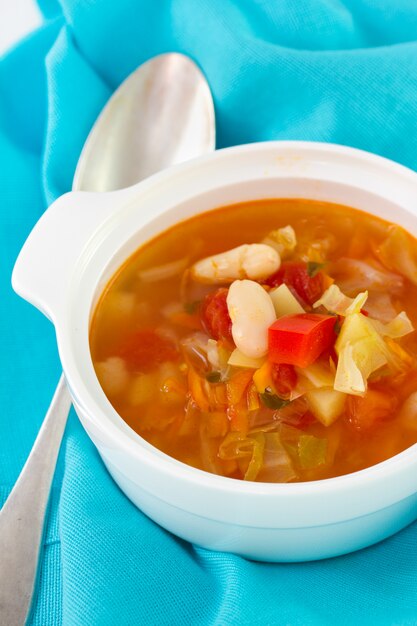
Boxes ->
[3,1,417,624]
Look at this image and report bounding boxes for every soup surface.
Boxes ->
[90,199,417,482]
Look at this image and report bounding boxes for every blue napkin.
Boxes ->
[3,1,417,624]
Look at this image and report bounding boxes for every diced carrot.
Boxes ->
[228,404,249,435]
[188,367,209,411]
[253,361,273,393]
[188,364,230,413]
[247,382,261,411]
[207,382,228,410]
[226,369,255,406]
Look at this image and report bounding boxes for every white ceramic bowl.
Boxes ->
[12,141,417,562]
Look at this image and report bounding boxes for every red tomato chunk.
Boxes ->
[268,314,337,368]
[265,262,324,306]
[117,330,178,372]
[202,288,233,344]
[271,363,298,397]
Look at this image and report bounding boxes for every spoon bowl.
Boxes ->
[74,53,215,191]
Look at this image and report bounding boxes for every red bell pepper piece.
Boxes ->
[268,314,337,368]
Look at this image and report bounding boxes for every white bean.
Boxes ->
[227,280,276,358]
[191,244,280,284]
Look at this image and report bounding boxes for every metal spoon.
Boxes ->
[0,52,215,626]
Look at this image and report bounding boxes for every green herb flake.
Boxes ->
[306,261,325,278]
[206,371,222,383]
[298,435,327,470]
[260,389,291,410]
[184,300,201,314]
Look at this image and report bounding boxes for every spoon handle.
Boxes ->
[0,375,71,626]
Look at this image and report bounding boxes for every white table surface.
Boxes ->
[0,0,42,56]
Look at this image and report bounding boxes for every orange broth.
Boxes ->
[90,199,417,482]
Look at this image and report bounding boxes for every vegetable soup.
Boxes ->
[90,199,417,482]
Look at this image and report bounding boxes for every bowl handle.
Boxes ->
[12,188,133,323]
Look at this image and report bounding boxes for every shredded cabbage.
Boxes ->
[218,432,264,480]
[181,332,210,372]
[369,311,414,339]
[313,284,368,316]
[376,225,417,285]
[335,314,389,395]
[257,433,297,482]
[207,339,220,369]
[334,341,368,395]
[329,257,404,295]
[334,311,413,396]
[364,292,397,322]
[262,225,297,256]
[298,435,327,470]
[199,421,226,475]
[219,431,297,482]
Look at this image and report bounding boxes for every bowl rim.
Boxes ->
[58,139,417,505]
